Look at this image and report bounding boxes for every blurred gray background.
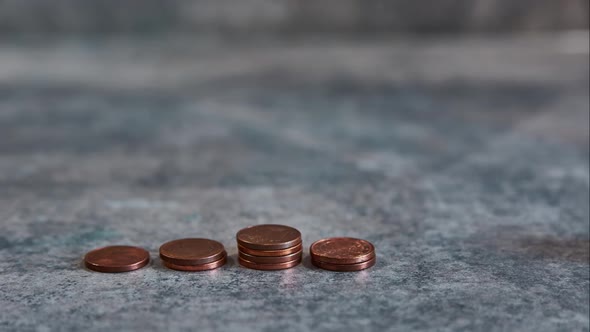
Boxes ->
[0,0,588,38]
[0,2,588,332]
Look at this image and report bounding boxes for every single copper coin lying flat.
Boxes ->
[85,245,150,273]
[160,238,226,266]
[238,256,301,271]
[237,224,301,250]
[163,256,227,272]
[239,249,302,264]
[238,242,303,257]
[312,256,376,272]
[310,237,375,265]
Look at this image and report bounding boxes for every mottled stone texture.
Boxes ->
[0,35,589,331]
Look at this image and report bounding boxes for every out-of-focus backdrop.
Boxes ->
[0,0,588,36]
[0,2,588,332]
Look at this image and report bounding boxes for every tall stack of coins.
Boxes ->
[310,237,376,272]
[159,238,227,271]
[237,224,302,270]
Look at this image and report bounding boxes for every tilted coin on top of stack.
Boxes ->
[310,237,376,272]
[237,224,302,270]
[159,238,227,271]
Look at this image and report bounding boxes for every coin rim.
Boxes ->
[84,245,150,273]
[238,243,303,257]
[238,256,301,270]
[311,256,376,272]
[162,255,227,272]
[239,249,302,264]
[159,238,226,265]
[310,237,375,264]
[236,224,302,250]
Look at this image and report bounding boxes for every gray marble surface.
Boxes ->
[0,35,589,331]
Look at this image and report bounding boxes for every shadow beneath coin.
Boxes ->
[302,254,380,272]
[151,257,170,272]
[79,257,154,274]
[224,255,236,268]
[302,255,318,270]
[78,258,91,272]
[152,255,234,272]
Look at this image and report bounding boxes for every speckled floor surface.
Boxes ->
[0,35,589,331]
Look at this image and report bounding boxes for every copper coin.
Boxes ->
[84,245,150,273]
[238,242,303,257]
[239,249,302,264]
[238,256,301,270]
[159,238,226,266]
[310,237,375,265]
[236,224,302,250]
[163,255,227,272]
[312,256,376,272]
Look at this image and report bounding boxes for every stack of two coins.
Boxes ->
[237,225,303,270]
[310,237,376,272]
[159,238,227,271]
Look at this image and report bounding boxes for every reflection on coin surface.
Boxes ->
[239,249,302,264]
[310,237,375,264]
[84,246,150,273]
[237,224,301,250]
[237,243,303,257]
[238,256,301,270]
[159,238,226,265]
[312,256,376,272]
[162,256,227,272]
